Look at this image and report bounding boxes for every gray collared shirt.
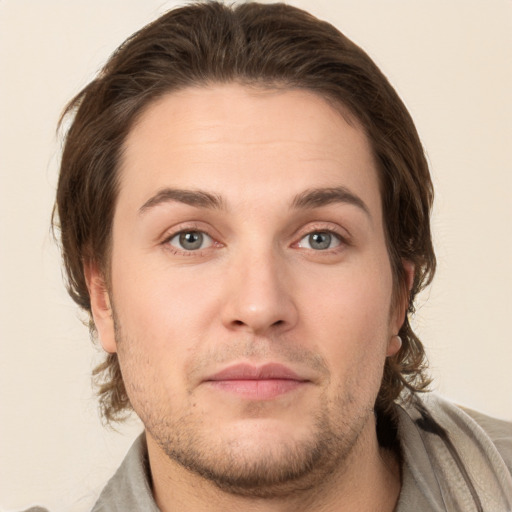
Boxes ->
[24,394,512,511]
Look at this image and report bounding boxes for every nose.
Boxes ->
[221,248,298,336]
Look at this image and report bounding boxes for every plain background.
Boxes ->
[1,0,511,510]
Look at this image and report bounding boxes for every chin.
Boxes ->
[165,429,338,497]
[150,402,370,498]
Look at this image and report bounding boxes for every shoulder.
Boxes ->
[459,404,512,475]
[395,392,512,510]
[408,393,512,474]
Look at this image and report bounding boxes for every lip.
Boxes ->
[207,363,307,381]
[203,363,310,400]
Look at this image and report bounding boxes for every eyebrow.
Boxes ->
[291,186,371,217]
[139,188,226,214]
[138,185,370,218]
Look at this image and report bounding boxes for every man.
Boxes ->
[40,1,511,510]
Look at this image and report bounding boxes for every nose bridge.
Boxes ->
[222,242,297,334]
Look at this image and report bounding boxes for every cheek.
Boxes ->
[110,273,206,416]
[110,258,223,358]
[300,261,393,371]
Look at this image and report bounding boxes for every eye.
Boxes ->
[168,230,213,251]
[297,231,342,250]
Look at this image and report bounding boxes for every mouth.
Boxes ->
[203,363,311,400]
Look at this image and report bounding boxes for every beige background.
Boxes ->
[1,0,511,510]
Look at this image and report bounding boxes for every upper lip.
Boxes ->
[205,363,309,382]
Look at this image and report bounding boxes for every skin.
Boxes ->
[87,84,407,511]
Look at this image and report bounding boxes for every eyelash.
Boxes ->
[161,224,349,256]
[296,231,342,251]
[293,223,350,254]
[161,223,218,256]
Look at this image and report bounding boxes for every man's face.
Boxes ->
[91,84,403,494]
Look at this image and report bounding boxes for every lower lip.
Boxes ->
[205,379,306,400]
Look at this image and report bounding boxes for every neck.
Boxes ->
[146,415,401,512]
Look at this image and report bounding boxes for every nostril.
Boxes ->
[230,319,284,329]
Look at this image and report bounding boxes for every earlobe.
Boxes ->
[84,262,117,354]
[386,334,402,357]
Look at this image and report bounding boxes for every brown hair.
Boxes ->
[54,1,435,424]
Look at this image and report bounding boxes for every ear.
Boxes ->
[84,262,117,354]
[387,259,415,357]
[403,259,415,294]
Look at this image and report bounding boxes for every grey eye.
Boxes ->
[169,231,212,251]
[299,231,341,250]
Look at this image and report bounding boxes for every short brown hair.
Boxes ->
[54,1,435,424]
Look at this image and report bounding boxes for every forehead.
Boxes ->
[118,83,381,215]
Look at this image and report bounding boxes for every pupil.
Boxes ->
[310,232,331,250]
[179,231,203,250]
